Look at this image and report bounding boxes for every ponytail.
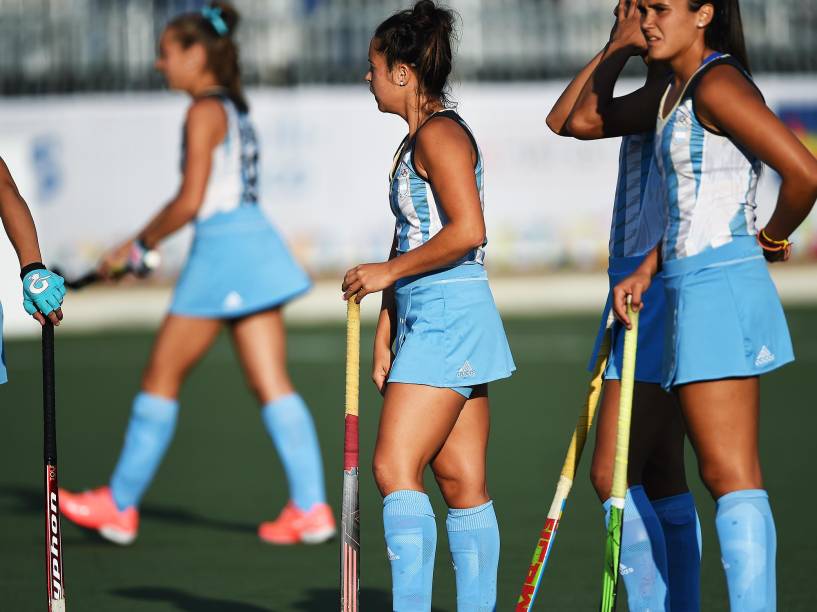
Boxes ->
[167,2,248,111]
[374,0,457,109]
[689,0,751,73]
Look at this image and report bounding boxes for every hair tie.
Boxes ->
[201,6,228,36]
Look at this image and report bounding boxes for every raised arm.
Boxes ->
[546,48,606,136]
[566,0,666,139]
[695,66,817,258]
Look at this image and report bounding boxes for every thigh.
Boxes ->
[142,314,222,397]
[230,308,294,404]
[373,382,467,497]
[641,389,689,499]
[678,377,762,498]
[431,385,490,508]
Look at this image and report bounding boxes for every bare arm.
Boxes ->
[342,117,485,302]
[566,0,665,139]
[137,98,226,247]
[372,237,398,394]
[695,66,817,246]
[612,244,660,328]
[0,158,43,268]
[546,48,606,136]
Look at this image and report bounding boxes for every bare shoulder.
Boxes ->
[186,97,227,130]
[695,64,762,110]
[415,115,474,161]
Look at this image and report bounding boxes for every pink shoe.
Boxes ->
[59,486,139,545]
[258,501,337,545]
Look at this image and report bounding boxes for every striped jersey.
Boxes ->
[182,92,259,221]
[609,132,666,258]
[654,54,761,261]
[389,110,486,265]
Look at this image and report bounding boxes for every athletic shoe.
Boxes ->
[59,486,138,545]
[258,501,336,545]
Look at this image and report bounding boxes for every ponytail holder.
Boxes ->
[201,6,228,36]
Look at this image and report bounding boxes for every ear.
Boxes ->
[186,43,208,71]
[696,2,715,28]
[393,62,412,87]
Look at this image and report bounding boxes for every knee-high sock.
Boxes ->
[604,485,669,611]
[384,490,437,612]
[261,393,326,511]
[652,491,702,611]
[716,489,776,612]
[110,392,178,511]
[446,500,500,611]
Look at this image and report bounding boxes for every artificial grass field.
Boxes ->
[2,309,816,610]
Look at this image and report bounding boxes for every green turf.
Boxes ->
[2,309,816,610]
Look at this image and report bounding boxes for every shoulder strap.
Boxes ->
[685,54,762,102]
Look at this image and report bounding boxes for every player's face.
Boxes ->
[365,38,405,115]
[154,29,199,91]
[639,0,709,63]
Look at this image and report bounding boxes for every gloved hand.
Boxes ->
[21,263,66,326]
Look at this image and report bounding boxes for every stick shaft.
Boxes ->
[515,330,610,611]
[599,305,639,612]
[340,299,360,612]
[43,323,66,611]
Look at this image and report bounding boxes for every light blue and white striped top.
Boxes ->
[389,110,486,265]
[654,53,761,262]
[609,132,667,258]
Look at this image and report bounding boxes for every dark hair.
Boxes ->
[374,0,457,109]
[688,0,751,73]
[167,2,248,111]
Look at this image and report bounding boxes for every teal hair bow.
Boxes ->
[201,6,228,36]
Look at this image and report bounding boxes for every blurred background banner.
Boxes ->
[2,0,817,333]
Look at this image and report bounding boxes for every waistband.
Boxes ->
[395,262,486,292]
[194,205,269,236]
[662,236,762,277]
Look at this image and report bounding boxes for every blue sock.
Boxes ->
[261,393,326,511]
[446,500,500,612]
[383,490,437,612]
[604,486,669,610]
[110,392,178,511]
[716,489,776,611]
[652,491,702,611]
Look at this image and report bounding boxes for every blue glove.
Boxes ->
[21,264,66,317]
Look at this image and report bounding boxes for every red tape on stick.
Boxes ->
[344,414,359,470]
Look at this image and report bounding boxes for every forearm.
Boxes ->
[137,197,198,248]
[763,179,817,240]
[387,224,482,281]
[566,41,633,139]
[0,185,43,267]
[637,244,661,278]
[547,47,607,136]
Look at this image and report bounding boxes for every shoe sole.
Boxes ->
[260,527,337,546]
[99,526,137,546]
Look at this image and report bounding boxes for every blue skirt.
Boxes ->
[588,255,667,384]
[388,263,515,397]
[661,237,794,390]
[170,206,312,319]
[0,303,7,385]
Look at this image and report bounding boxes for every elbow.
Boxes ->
[565,115,602,140]
[545,112,567,136]
[463,224,486,252]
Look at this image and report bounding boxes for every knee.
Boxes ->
[372,453,422,498]
[698,458,762,499]
[246,373,295,405]
[141,363,183,398]
[590,460,613,502]
[434,470,487,508]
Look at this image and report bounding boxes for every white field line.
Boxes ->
[4,267,816,338]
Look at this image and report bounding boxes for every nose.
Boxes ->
[364,70,372,84]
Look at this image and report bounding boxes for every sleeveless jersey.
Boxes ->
[389,110,486,265]
[609,132,666,258]
[654,54,762,261]
[181,93,259,221]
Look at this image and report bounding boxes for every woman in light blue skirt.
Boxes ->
[342,3,514,609]
[609,1,817,608]
[59,3,335,549]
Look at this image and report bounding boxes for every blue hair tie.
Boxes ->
[201,6,229,36]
